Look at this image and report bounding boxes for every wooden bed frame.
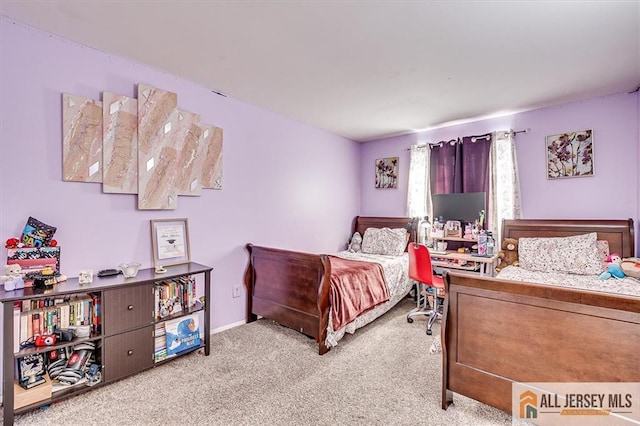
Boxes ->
[244,216,414,355]
[441,218,639,414]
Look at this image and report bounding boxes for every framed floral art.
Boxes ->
[545,129,594,179]
[375,157,398,188]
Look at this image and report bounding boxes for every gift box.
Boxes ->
[7,247,61,278]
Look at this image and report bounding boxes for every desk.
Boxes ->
[430,250,498,277]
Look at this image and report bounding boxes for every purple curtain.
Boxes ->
[459,134,491,193]
[429,139,459,194]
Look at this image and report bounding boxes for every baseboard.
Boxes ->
[211,319,246,334]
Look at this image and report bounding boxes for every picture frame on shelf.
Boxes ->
[150,218,191,269]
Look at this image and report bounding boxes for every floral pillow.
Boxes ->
[361,227,408,256]
[596,240,610,272]
[518,232,602,275]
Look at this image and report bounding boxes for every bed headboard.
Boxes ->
[502,219,635,259]
[353,216,416,248]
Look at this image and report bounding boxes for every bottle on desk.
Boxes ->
[418,216,432,246]
[486,232,495,256]
[477,230,488,256]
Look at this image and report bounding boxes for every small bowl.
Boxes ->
[73,325,91,338]
[119,262,141,278]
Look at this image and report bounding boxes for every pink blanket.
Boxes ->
[328,256,390,330]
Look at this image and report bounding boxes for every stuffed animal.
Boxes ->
[598,253,626,280]
[496,238,519,272]
[348,232,362,253]
[1,264,25,291]
[5,238,20,249]
[621,257,640,279]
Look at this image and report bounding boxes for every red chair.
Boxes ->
[406,243,445,335]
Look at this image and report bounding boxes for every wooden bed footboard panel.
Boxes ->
[442,272,640,414]
[245,244,331,343]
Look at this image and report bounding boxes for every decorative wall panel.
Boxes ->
[102,92,138,194]
[137,84,179,210]
[175,110,204,196]
[62,84,224,209]
[201,125,224,189]
[62,93,103,182]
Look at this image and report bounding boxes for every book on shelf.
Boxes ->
[32,312,41,336]
[90,293,101,333]
[164,314,200,356]
[13,303,21,353]
[19,312,29,346]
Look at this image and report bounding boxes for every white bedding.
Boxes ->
[325,251,412,348]
[496,265,640,298]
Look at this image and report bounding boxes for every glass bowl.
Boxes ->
[119,262,141,278]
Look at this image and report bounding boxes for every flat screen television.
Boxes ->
[432,192,486,224]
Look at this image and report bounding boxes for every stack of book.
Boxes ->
[154,322,167,362]
[153,276,197,319]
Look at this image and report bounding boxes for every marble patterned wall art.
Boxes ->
[201,125,224,189]
[137,84,179,210]
[62,93,103,182]
[174,110,205,196]
[102,92,138,194]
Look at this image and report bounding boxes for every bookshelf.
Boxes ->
[1,262,212,425]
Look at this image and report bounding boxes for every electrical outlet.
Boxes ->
[232,285,241,298]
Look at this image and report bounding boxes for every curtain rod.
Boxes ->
[406,128,530,151]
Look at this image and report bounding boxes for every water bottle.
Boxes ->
[486,232,495,256]
[418,216,431,246]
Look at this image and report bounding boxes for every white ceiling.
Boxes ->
[2,1,639,142]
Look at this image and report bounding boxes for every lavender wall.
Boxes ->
[0,17,361,366]
[360,93,640,247]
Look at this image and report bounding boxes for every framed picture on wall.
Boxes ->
[150,218,191,269]
[375,157,398,188]
[545,129,594,179]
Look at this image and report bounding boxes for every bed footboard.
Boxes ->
[245,244,332,354]
[442,271,640,414]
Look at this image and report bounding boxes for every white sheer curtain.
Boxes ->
[406,144,432,220]
[488,130,522,243]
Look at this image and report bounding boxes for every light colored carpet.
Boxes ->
[9,299,516,426]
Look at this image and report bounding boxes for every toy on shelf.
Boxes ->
[1,264,25,291]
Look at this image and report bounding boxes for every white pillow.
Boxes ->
[361,227,408,256]
[518,232,602,275]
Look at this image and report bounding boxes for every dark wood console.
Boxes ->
[1,262,212,425]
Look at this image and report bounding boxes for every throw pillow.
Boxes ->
[361,227,407,256]
[518,232,602,275]
[596,240,610,272]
